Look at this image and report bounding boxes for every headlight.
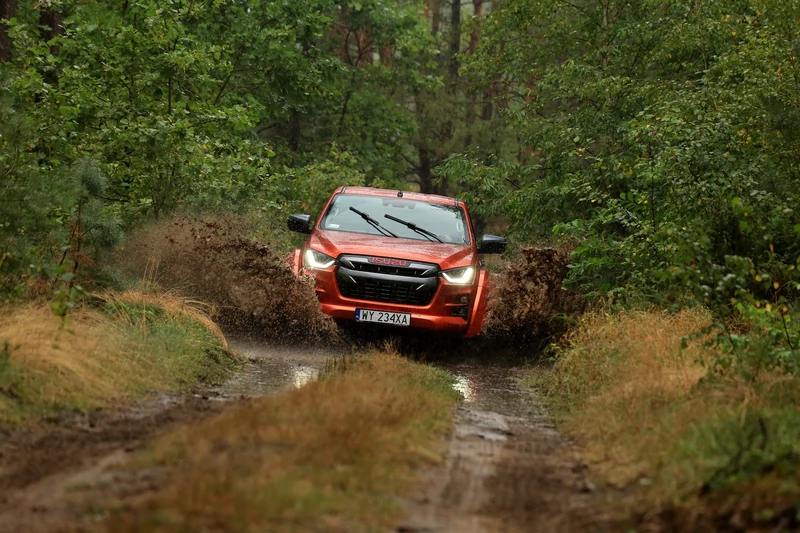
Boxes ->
[304,248,336,269]
[440,266,475,285]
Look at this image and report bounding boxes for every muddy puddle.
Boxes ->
[218,339,545,424]
[214,339,345,398]
[444,362,548,420]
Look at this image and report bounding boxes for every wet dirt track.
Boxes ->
[0,394,225,533]
[0,340,611,533]
[397,357,611,533]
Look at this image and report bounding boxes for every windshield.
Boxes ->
[319,194,471,244]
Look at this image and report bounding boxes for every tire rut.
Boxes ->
[395,364,616,533]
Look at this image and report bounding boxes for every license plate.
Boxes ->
[355,309,411,327]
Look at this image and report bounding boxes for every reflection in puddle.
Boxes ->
[440,364,550,420]
[451,374,477,403]
[292,365,318,388]
[218,361,320,398]
[213,340,336,398]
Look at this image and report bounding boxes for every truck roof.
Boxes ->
[337,186,463,207]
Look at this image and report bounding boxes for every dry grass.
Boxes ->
[529,308,800,522]
[107,349,459,533]
[0,304,127,415]
[537,309,714,494]
[0,292,235,424]
[104,290,227,348]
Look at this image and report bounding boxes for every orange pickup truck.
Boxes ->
[286,186,506,338]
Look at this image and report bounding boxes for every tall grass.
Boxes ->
[0,291,237,424]
[527,309,800,524]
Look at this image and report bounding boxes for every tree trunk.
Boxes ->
[39,6,62,57]
[287,112,302,155]
[465,0,482,139]
[427,0,441,34]
[0,0,17,62]
[379,44,392,67]
[469,0,482,55]
[447,0,461,91]
[417,144,439,195]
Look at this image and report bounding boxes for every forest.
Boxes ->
[1,0,800,528]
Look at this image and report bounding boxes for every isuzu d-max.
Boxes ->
[286,186,506,337]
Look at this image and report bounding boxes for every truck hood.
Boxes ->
[307,230,475,270]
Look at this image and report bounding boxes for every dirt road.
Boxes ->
[0,340,610,533]
[396,360,611,533]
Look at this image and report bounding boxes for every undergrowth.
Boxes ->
[526,309,800,530]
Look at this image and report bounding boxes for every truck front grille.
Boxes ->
[336,255,439,306]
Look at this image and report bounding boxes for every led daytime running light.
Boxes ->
[441,266,475,285]
[304,248,336,269]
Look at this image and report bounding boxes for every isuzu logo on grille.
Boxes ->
[369,257,409,267]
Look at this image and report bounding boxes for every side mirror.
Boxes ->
[287,214,312,234]
[478,234,507,254]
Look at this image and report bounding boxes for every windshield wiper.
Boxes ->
[383,214,443,243]
[349,207,398,238]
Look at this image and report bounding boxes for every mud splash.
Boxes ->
[121,215,578,351]
[118,215,339,343]
[483,246,582,350]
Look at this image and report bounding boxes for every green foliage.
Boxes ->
[58,158,123,262]
[0,0,448,298]
[451,0,800,355]
[670,219,800,378]
[0,73,72,297]
[9,0,271,219]
[685,409,800,495]
[456,0,799,289]
[279,148,367,216]
[50,270,87,325]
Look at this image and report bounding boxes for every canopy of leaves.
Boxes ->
[0,0,450,296]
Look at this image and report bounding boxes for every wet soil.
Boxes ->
[0,394,225,533]
[0,340,611,533]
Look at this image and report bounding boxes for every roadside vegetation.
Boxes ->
[107,348,459,533]
[528,309,800,528]
[0,291,236,425]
